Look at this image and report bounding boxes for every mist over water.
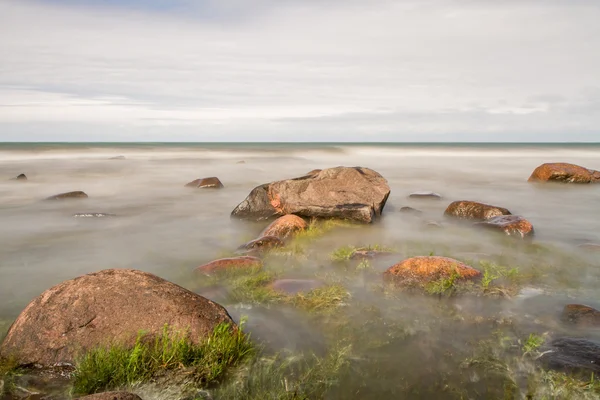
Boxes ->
[1,143,600,397]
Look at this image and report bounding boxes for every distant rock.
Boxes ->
[399,206,422,215]
[236,236,284,256]
[236,161,246,164]
[474,215,534,238]
[408,191,442,200]
[231,166,390,223]
[561,304,600,327]
[539,337,600,374]
[384,256,481,287]
[269,279,325,295]
[185,177,224,189]
[10,174,27,181]
[350,249,395,260]
[45,191,88,200]
[109,156,126,160]
[73,213,117,218]
[196,256,263,275]
[444,200,511,221]
[0,269,234,367]
[260,215,307,240]
[528,163,600,183]
[76,392,142,400]
[578,243,600,251]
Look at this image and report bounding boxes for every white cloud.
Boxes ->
[0,0,599,141]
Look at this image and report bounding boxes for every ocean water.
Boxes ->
[1,142,600,397]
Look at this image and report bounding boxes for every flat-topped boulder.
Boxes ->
[528,163,600,183]
[0,269,234,367]
[185,177,224,189]
[384,256,481,287]
[474,215,534,238]
[196,256,263,275]
[45,191,88,200]
[444,200,511,221]
[231,166,390,223]
[260,215,307,240]
[408,191,442,200]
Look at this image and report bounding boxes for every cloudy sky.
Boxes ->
[0,0,599,142]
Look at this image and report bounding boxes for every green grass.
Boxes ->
[228,272,285,305]
[72,322,254,395]
[287,285,349,314]
[521,333,545,357]
[329,244,396,262]
[424,270,462,296]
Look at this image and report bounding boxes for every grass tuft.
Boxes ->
[72,322,254,395]
[287,285,349,314]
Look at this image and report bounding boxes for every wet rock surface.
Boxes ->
[236,236,284,255]
[76,392,142,400]
[474,215,534,238]
[260,214,307,240]
[399,206,422,215]
[73,213,117,218]
[539,337,600,374]
[196,256,263,274]
[0,269,234,366]
[444,200,511,221]
[269,279,325,295]
[45,191,88,200]
[184,177,224,189]
[408,191,442,199]
[384,256,482,286]
[561,304,600,327]
[231,166,390,223]
[528,163,600,183]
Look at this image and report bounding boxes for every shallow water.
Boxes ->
[1,143,600,398]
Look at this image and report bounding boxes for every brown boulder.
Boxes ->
[236,236,284,256]
[474,215,534,238]
[75,392,142,400]
[184,177,224,189]
[196,256,263,274]
[408,191,442,200]
[260,215,307,240]
[444,200,511,221]
[269,279,325,295]
[528,163,600,183]
[384,256,481,286]
[561,304,600,327]
[0,269,234,367]
[231,166,390,223]
[45,191,88,200]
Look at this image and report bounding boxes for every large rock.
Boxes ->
[196,256,263,274]
[76,392,142,400]
[528,163,600,183]
[231,166,390,223]
[444,200,511,221]
[0,269,234,367]
[185,177,224,189]
[383,256,481,286]
[45,191,88,200]
[539,337,600,374]
[260,215,307,240]
[561,304,600,327]
[474,215,534,238]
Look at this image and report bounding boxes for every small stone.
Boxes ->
[73,213,116,218]
[474,215,534,239]
[444,200,511,221]
[399,206,422,214]
[196,256,263,274]
[350,250,394,260]
[260,215,307,240]
[408,191,442,200]
[236,236,284,255]
[185,177,224,189]
[109,156,126,160]
[45,191,88,200]
[10,174,27,181]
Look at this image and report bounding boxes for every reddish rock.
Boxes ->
[196,256,263,274]
[231,166,390,223]
[384,256,481,286]
[45,191,88,200]
[444,200,511,221]
[269,279,325,295]
[528,163,600,183]
[474,215,534,238]
[260,215,307,240]
[236,236,284,255]
[408,191,442,200]
[561,304,600,327]
[0,269,234,367]
[75,392,142,400]
[185,177,224,189]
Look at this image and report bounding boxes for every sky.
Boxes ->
[0,0,599,142]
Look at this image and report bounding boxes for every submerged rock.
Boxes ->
[539,337,600,374]
[45,191,88,200]
[109,156,126,160]
[0,269,234,367]
[10,173,27,181]
[184,177,224,189]
[444,200,511,221]
[231,166,390,223]
[399,206,422,215]
[236,160,246,164]
[260,215,307,240]
[578,243,600,252]
[76,392,142,400]
[196,256,263,274]
[350,249,394,260]
[408,191,442,200]
[528,163,600,183]
[269,279,325,295]
[474,215,534,238]
[384,256,482,286]
[73,213,117,218]
[561,304,600,327]
[236,236,284,255]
